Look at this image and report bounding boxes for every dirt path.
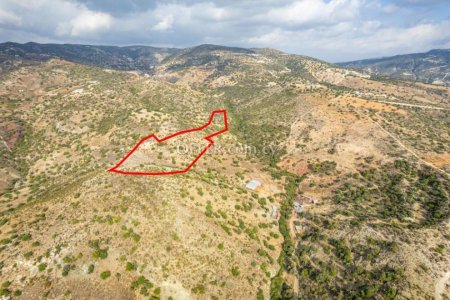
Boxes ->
[287,210,300,296]
[370,115,448,176]
[372,100,449,111]
[288,210,297,239]
[435,271,450,300]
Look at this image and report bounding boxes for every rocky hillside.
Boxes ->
[0,59,285,299]
[0,44,449,299]
[339,49,450,86]
[0,42,179,73]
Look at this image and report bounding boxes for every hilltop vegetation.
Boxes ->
[0,44,449,299]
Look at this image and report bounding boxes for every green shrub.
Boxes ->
[126,262,137,271]
[257,288,264,300]
[87,264,95,274]
[230,266,240,277]
[92,248,108,259]
[20,233,32,241]
[62,265,71,276]
[435,244,445,254]
[37,263,47,272]
[131,276,153,291]
[192,284,206,294]
[100,271,111,280]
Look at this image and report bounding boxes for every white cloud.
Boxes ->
[355,21,450,54]
[1,0,113,38]
[190,3,231,21]
[69,11,112,36]
[261,0,361,28]
[152,15,174,31]
[0,9,21,25]
[245,19,450,61]
[382,3,399,13]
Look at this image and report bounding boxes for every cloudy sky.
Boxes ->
[0,0,449,62]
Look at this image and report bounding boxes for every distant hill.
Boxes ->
[0,42,268,75]
[338,49,450,85]
[160,44,256,71]
[3,43,450,86]
[0,42,180,73]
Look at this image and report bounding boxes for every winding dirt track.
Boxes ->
[370,114,449,176]
[372,100,449,111]
[435,271,450,300]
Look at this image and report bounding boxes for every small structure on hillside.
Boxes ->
[294,202,303,214]
[246,179,262,190]
[296,194,319,206]
[271,205,278,219]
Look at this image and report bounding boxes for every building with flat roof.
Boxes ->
[246,179,262,190]
[271,205,278,219]
[294,202,303,214]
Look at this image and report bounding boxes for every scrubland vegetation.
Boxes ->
[0,45,449,299]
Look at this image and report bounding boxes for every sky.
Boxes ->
[0,0,449,62]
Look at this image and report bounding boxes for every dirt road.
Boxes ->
[372,100,449,111]
[435,271,450,300]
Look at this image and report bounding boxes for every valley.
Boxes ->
[0,44,449,299]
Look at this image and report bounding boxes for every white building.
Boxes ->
[271,205,278,219]
[246,179,262,190]
[294,202,303,214]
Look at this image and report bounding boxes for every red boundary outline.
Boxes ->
[108,109,228,176]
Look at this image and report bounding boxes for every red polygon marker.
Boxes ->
[108,110,228,176]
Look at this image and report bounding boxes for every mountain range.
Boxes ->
[339,49,450,86]
[0,42,179,73]
[1,42,449,86]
